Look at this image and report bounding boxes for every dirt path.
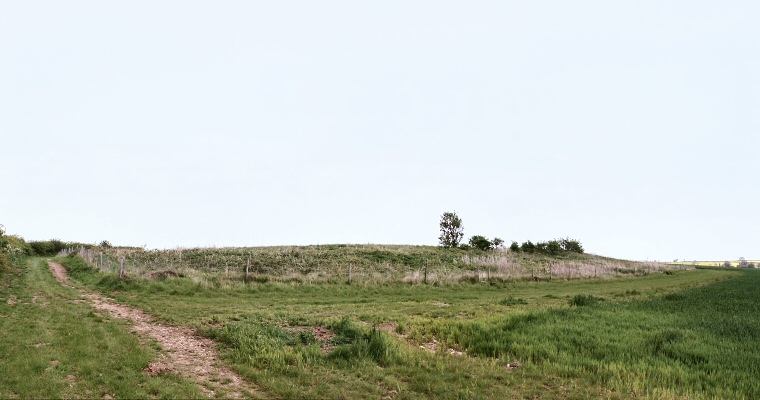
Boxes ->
[47,261,261,399]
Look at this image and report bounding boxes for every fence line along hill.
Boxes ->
[61,244,688,286]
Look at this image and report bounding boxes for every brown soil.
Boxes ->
[45,360,60,372]
[47,261,261,399]
[49,262,69,285]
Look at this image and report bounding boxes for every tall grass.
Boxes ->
[61,244,688,286]
[410,269,760,398]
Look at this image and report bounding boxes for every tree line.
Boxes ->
[438,211,583,254]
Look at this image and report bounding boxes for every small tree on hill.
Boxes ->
[438,211,464,248]
[492,237,504,249]
[468,235,492,251]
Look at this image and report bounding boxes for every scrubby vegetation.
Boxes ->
[60,243,683,287]
[0,226,10,274]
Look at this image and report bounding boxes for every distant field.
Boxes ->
[669,260,760,268]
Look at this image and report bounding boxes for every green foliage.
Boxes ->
[559,237,584,254]
[0,252,9,274]
[518,238,583,255]
[0,225,10,274]
[27,239,93,256]
[60,251,740,399]
[546,240,561,255]
[468,235,492,251]
[0,224,7,248]
[497,296,528,306]
[0,258,204,398]
[99,240,112,248]
[520,240,535,253]
[438,211,464,248]
[491,237,504,248]
[327,319,398,366]
[569,294,603,306]
[509,241,520,252]
[413,269,760,398]
[29,239,67,256]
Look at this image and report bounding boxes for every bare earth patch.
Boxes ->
[47,261,260,399]
[45,360,60,372]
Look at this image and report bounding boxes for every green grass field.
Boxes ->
[2,247,758,399]
[0,257,204,398]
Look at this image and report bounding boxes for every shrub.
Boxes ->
[468,235,493,251]
[0,225,10,273]
[520,241,535,253]
[29,239,67,256]
[546,240,561,255]
[509,241,520,252]
[559,238,584,253]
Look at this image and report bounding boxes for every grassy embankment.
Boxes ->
[57,248,759,399]
[70,244,680,285]
[0,257,204,398]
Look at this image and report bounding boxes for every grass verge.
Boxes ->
[0,257,205,398]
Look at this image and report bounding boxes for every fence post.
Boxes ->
[119,257,124,278]
[245,258,250,283]
[349,264,352,284]
[424,260,428,284]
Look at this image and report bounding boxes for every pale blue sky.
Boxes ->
[2,1,758,261]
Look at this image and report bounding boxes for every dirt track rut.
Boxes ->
[48,261,260,399]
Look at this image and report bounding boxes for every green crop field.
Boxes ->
[669,260,760,268]
[2,244,759,399]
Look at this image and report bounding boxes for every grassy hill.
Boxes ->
[62,244,683,286]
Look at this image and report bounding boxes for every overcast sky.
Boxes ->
[2,1,758,261]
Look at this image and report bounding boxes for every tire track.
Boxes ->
[48,261,261,399]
